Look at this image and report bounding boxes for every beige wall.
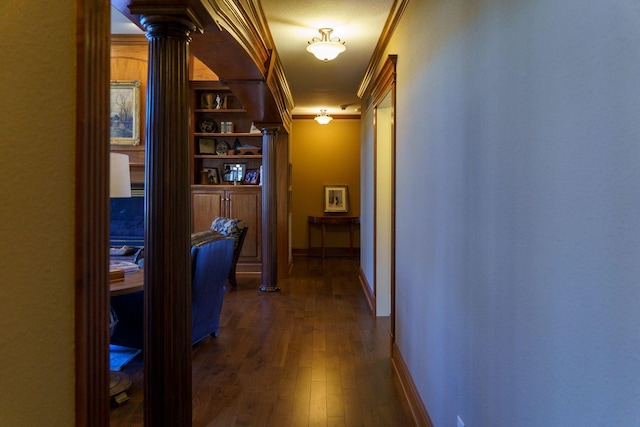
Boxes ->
[365,0,640,425]
[0,1,76,425]
[290,118,360,250]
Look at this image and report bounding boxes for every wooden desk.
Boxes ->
[308,215,360,260]
[108,268,143,406]
[110,268,144,296]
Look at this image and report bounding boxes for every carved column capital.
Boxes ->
[256,124,281,136]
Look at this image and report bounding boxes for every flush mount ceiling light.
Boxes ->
[306,28,346,62]
[314,109,333,125]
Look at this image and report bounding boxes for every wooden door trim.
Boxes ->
[75,0,111,425]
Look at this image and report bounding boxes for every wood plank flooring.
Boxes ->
[110,256,413,426]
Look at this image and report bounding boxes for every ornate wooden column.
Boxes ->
[130,6,201,425]
[260,126,280,292]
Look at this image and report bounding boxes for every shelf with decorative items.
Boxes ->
[190,81,264,188]
[190,81,264,273]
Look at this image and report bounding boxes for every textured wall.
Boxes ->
[0,1,76,425]
[363,0,640,425]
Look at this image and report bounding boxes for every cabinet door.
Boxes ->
[192,190,223,232]
[227,188,261,263]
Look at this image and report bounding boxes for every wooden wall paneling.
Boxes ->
[110,35,148,183]
[189,55,219,81]
[110,35,148,150]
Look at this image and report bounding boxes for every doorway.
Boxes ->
[371,56,397,343]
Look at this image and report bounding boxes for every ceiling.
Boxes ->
[111,0,393,117]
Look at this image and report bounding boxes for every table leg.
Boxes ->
[321,224,326,260]
[349,222,354,258]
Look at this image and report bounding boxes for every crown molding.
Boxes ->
[357,0,409,99]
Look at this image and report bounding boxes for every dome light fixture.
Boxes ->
[306,28,346,62]
[314,109,333,125]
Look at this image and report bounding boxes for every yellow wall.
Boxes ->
[0,1,76,425]
[290,118,361,250]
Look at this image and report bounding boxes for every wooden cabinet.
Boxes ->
[191,186,262,269]
[190,81,263,273]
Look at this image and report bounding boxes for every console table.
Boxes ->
[308,215,360,260]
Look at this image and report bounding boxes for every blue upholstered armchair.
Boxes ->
[191,231,234,342]
[210,217,248,288]
[110,231,234,348]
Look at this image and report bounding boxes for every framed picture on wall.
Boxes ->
[110,80,141,145]
[324,185,349,213]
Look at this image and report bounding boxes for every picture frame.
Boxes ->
[222,163,246,182]
[110,80,141,145]
[324,185,349,213]
[198,138,216,154]
[243,168,260,185]
[202,168,220,184]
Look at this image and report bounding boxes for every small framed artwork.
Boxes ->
[324,185,349,213]
[222,163,246,182]
[202,168,220,184]
[243,169,260,185]
[198,138,216,154]
[110,80,141,145]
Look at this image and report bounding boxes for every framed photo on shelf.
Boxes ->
[202,167,220,184]
[243,169,260,185]
[222,163,246,182]
[198,138,216,154]
[324,185,349,213]
[110,80,140,145]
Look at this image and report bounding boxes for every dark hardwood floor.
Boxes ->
[110,256,413,426]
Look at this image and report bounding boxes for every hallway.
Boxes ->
[111,256,412,426]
